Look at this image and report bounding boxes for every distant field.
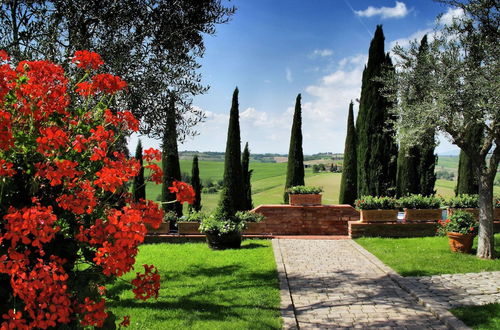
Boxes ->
[145,157,499,212]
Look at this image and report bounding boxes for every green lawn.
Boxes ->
[355,235,500,276]
[108,240,281,330]
[451,303,500,330]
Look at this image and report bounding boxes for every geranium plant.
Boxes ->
[355,196,398,210]
[398,194,442,209]
[447,194,479,208]
[437,210,478,236]
[0,50,194,329]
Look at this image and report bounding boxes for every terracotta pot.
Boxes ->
[447,208,479,220]
[146,221,170,234]
[360,209,398,223]
[177,222,200,234]
[447,232,475,253]
[289,194,322,206]
[494,208,500,221]
[205,231,242,250]
[404,209,442,222]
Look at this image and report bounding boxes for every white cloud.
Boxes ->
[438,7,465,26]
[355,1,409,19]
[390,28,432,50]
[311,49,333,57]
[286,67,293,82]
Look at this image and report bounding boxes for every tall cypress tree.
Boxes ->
[284,94,305,203]
[339,101,357,205]
[189,155,202,212]
[162,95,182,218]
[218,87,244,216]
[132,139,146,202]
[456,124,483,195]
[241,142,253,210]
[356,25,398,197]
[396,35,437,197]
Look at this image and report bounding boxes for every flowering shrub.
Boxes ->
[437,210,478,236]
[355,196,398,210]
[447,194,479,208]
[0,50,193,329]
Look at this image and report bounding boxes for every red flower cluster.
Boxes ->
[0,50,167,328]
[169,180,196,204]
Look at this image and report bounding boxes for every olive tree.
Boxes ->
[384,0,499,259]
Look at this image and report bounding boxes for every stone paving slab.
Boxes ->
[399,271,500,310]
[273,239,452,329]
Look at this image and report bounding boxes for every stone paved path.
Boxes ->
[400,271,500,310]
[273,239,450,329]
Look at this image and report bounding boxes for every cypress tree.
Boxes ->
[132,139,146,202]
[162,95,182,218]
[218,87,244,216]
[241,142,253,210]
[396,145,420,197]
[456,124,483,195]
[189,155,202,212]
[284,94,305,203]
[356,25,398,197]
[339,101,357,205]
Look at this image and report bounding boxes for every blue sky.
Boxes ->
[130,0,462,155]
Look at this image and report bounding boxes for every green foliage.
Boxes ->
[284,94,305,203]
[447,194,479,208]
[163,211,179,223]
[356,25,398,197]
[218,88,245,216]
[399,194,442,209]
[132,139,146,202]
[437,210,478,235]
[355,235,500,276]
[189,155,202,212]
[235,211,265,223]
[436,170,455,181]
[199,214,245,235]
[451,303,500,330]
[162,96,182,217]
[456,125,482,195]
[241,142,253,210]
[355,196,398,210]
[182,211,205,222]
[339,101,357,205]
[287,185,323,194]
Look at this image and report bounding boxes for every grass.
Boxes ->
[451,303,500,330]
[355,234,500,276]
[107,240,281,330]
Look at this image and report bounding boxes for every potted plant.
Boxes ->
[177,211,204,234]
[437,210,478,253]
[199,212,245,250]
[447,194,479,219]
[287,185,324,206]
[355,196,399,222]
[238,211,265,234]
[399,194,442,222]
[495,197,500,220]
[147,210,177,234]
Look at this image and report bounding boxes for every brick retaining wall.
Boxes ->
[247,204,359,235]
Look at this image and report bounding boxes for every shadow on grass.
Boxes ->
[451,303,500,329]
[239,242,268,249]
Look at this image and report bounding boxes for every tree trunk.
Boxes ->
[477,167,495,259]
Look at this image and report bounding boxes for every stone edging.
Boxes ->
[348,240,471,330]
[272,239,299,329]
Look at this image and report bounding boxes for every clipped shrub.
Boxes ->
[287,185,323,194]
[447,194,479,208]
[399,194,442,209]
[235,211,265,223]
[199,214,245,235]
[183,211,205,222]
[163,210,179,222]
[437,210,478,236]
[355,196,398,210]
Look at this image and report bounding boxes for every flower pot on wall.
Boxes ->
[177,222,200,234]
[289,194,322,206]
[404,209,442,222]
[448,208,479,220]
[360,209,398,222]
[447,232,475,253]
[146,221,170,234]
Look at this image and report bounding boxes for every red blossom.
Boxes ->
[0,160,15,177]
[0,50,10,61]
[36,126,68,155]
[131,264,160,301]
[120,315,131,327]
[92,73,127,94]
[169,180,196,204]
[72,50,104,71]
[0,110,13,150]
[79,298,107,328]
[35,160,82,186]
[143,148,162,162]
[1,309,28,330]
[145,163,163,184]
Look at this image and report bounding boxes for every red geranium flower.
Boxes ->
[72,50,104,71]
[168,181,196,204]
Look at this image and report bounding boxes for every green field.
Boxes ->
[146,159,500,212]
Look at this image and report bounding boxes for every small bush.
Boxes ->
[399,194,442,209]
[447,194,479,208]
[287,185,323,194]
[355,196,398,210]
[199,214,245,234]
[235,211,265,223]
[437,210,478,235]
[163,210,179,222]
[182,211,205,222]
